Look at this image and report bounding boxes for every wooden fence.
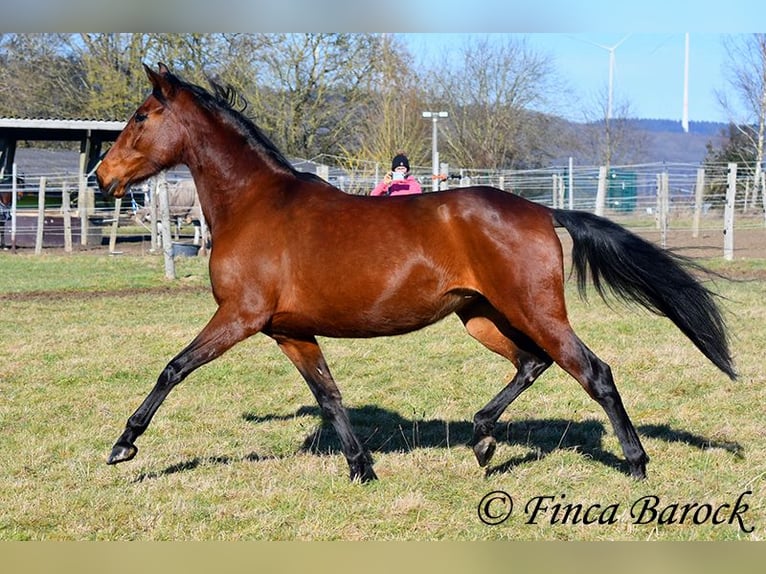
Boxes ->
[3,161,765,264]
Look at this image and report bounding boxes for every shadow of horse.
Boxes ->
[134,405,744,481]
[245,405,744,479]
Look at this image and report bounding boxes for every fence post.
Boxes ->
[78,174,88,246]
[761,172,766,227]
[568,157,574,210]
[595,166,606,216]
[10,163,18,251]
[724,162,736,261]
[692,167,704,238]
[752,169,762,211]
[743,179,750,214]
[149,178,159,252]
[61,181,73,253]
[158,173,176,280]
[198,211,209,257]
[35,176,46,255]
[551,174,558,208]
[658,171,669,249]
[108,197,122,254]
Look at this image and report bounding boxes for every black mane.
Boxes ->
[163,71,296,174]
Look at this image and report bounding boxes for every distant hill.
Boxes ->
[628,119,728,164]
[626,118,727,137]
[547,118,729,166]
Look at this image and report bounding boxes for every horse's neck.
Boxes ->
[181,130,289,230]
[173,102,302,231]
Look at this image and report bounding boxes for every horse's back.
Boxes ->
[227,181,559,280]
[297,183,552,234]
[345,186,558,262]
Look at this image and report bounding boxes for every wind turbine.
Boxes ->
[571,35,630,217]
[576,35,631,120]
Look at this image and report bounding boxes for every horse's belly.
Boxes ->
[271,290,473,339]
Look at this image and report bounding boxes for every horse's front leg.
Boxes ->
[107,306,256,465]
[274,335,377,482]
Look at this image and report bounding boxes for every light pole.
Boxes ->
[422,111,448,192]
[682,33,690,133]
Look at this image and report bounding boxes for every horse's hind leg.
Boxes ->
[514,315,649,479]
[275,335,377,483]
[458,303,552,468]
[566,340,649,479]
[107,305,255,465]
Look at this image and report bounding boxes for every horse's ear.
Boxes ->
[143,62,176,101]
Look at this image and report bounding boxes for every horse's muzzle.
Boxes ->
[98,176,122,198]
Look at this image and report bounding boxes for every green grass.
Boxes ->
[1,252,764,540]
[0,250,210,294]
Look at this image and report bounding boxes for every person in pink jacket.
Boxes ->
[371,153,423,196]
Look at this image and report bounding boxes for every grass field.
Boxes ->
[1,251,765,541]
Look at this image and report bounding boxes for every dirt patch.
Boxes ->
[638,226,766,260]
[0,283,209,303]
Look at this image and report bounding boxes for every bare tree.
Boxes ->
[77,33,156,120]
[146,34,232,86]
[241,33,381,160]
[426,35,562,170]
[0,34,86,119]
[338,34,430,179]
[581,87,647,168]
[718,33,766,218]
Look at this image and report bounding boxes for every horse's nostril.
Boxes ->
[104,179,120,197]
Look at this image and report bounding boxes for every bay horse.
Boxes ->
[96,63,735,483]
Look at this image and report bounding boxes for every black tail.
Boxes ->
[552,209,736,380]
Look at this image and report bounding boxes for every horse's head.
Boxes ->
[97,63,187,199]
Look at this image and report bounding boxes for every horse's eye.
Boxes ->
[134,112,148,123]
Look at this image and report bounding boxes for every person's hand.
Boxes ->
[383,172,393,185]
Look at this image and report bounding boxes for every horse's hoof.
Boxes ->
[473,436,497,467]
[349,461,378,483]
[350,465,378,483]
[107,442,138,465]
[361,468,379,483]
[629,463,647,480]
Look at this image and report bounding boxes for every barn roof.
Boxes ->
[0,117,126,141]
[1,117,127,181]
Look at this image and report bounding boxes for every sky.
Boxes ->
[404,33,740,124]
[2,0,761,125]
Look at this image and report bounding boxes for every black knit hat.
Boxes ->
[391,154,410,171]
